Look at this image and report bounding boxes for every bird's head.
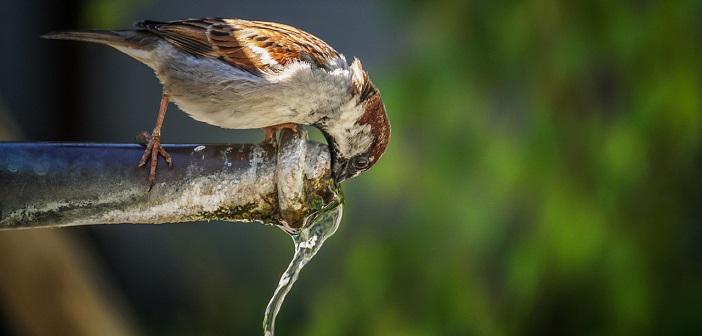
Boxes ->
[321,58,390,183]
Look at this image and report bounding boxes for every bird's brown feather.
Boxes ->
[138,18,342,73]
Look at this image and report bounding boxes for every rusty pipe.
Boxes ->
[0,129,339,231]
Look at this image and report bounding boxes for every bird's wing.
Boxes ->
[137,18,343,73]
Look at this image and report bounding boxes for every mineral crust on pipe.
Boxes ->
[0,129,337,230]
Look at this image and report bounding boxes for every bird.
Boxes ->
[42,18,390,186]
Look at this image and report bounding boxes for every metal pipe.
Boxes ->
[0,129,338,231]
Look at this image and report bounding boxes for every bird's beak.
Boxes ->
[321,131,350,182]
[332,158,350,183]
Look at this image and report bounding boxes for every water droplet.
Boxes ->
[7,164,18,173]
[194,145,206,152]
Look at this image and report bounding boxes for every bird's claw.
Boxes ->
[262,123,301,148]
[159,146,173,167]
[262,128,278,148]
[138,131,172,188]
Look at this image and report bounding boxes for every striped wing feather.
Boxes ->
[138,18,342,73]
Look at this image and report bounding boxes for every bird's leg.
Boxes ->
[261,123,301,147]
[263,127,277,145]
[138,93,172,187]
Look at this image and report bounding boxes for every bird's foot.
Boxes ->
[137,130,172,189]
[262,128,277,147]
[262,123,301,148]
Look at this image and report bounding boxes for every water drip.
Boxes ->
[263,196,344,335]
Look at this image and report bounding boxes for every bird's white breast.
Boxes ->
[134,42,355,129]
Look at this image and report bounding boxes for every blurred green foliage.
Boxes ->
[82,0,149,28]
[303,1,702,335]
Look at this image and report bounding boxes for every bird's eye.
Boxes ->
[351,156,370,170]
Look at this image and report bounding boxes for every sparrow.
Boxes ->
[43,18,390,185]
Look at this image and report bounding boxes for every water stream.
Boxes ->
[262,199,344,336]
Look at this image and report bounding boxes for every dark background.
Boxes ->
[1,0,702,335]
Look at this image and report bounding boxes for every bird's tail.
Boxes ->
[41,30,155,49]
